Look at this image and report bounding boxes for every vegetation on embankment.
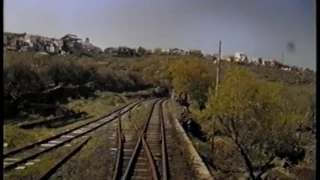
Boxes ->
[178,64,315,179]
[4,52,315,179]
[5,52,314,103]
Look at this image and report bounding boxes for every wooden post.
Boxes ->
[281,52,284,64]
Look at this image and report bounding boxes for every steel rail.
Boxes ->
[121,99,161,180]
[4,100,143,159]
[3,100,145,172]
[159,100,168,180]
[112,108,124,180]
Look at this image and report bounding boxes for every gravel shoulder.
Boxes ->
[163,100,198,180]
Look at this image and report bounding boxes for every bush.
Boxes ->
[205,65,313,179]
[3,53,155,99]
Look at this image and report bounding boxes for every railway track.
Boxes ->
[3,99,149,173]
[112,99,171,180]
[39,137,91,180]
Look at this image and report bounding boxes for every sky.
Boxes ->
[4,0,315,69]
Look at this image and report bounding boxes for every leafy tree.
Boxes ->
[206,65,307,179]
[169,59,214,110]
[4,62,44,98]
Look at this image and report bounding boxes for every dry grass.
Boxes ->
[65,92,129,116]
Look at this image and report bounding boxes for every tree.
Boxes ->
[137,46,147,55]
[169,59,214,110]
[206,65,307,179]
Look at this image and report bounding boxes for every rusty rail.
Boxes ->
[121,99,162,180]
[159,100,168,180]
[3,100,147,172]
[4,100,142,159]
[112,109,124,180]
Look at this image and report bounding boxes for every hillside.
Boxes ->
[4,51,316,179]
[4,52,315,113]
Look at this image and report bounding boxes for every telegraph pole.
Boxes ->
[281,52,284,64]
[212,40,222,157]
[215,41,222,97]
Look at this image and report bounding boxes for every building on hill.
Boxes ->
[188,49,203,57]
[61,34,80,41]
[153,48,163,54]
[110,46,138,56]
[4,32,26,38]
[4,32,27,48]
[145,49,154,55]
[104,47,118,54]
[169,48,185,55]
[204,53,214,61]
[233,52,248,63]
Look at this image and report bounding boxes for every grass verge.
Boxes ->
[3,93,135,153]
[4,138,85,180]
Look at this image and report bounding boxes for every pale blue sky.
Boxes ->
[4,0,315,68]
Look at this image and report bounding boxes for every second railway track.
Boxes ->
[3,99,152,173]
[112,99,172,180]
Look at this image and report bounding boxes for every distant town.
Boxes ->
[4,31,313,73]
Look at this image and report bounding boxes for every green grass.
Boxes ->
[3,117,99,154]
[3,93,135,153]
[130,100,155,129]
[3,125,56,153]
[74,134,110,161]
[4,139,85,180]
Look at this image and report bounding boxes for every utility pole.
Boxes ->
[215,41,222,97]
[281,52,284,64]
[212,40,222,158]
